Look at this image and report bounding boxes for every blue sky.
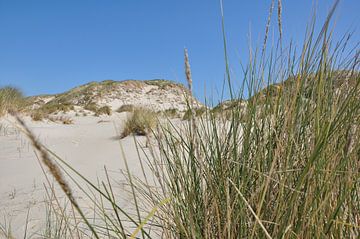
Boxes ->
[0,0,359,103]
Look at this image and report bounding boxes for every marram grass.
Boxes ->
[0,87,24,116]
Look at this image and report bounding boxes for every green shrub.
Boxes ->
[121,107,158,138]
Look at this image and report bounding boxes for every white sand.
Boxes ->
[0,113,157,238]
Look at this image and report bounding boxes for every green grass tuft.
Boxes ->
[116,104,135,113]
[121,107,158,138]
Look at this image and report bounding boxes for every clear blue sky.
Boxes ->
[0,0,359,103]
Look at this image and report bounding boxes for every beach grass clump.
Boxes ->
[84,103,112,116]
[38,102,74,114]
[163,108,179,118]
[0,87,24,116]
[84,102,98,112]
[30,101,74,121]
[116,104,135,113]
[121,107,158,138]
[95,105,112,116]
[31,111,45,121]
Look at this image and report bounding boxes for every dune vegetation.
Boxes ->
[120,107,158,138]
[3,1,360,239]
[0,87,24,116]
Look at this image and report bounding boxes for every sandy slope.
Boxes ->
[0,113,156,238]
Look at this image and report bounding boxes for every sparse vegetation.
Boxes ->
[49,116,74,124]
[84,103,112,116]
[144,79,183,89]
[84,102,98,112]
[28,101,75,121]
[61,117,73,125]
[30,112,74,124]
[163,108,179,118]
[182,106,207,120]
[38,102,74,114]
[95,105,112,116]
[210,100,251,121]
[120,107,158,138]
[31,111,45,121]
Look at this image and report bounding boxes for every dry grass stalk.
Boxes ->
[184,48,193,94]
[262,0,283,52]
[184,48,198,137]
[262,0,275,55]
[277,0,282,41]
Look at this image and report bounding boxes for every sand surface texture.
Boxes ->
[0,113,154,238]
